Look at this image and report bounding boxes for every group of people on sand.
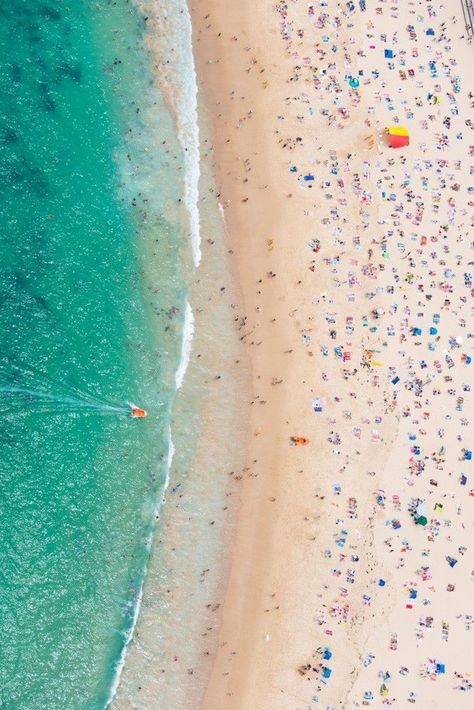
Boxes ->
[273,0,473,706]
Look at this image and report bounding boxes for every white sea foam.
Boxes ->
[218,202,227,229]
[175,2,201,268]
[175,301,194,390]
[165,427,175,492]
[105,582,144,708]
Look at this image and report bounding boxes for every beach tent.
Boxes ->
[387,126,410,148]
[415,515,428,526]
[415,501,428,526]
[416,501,426,516]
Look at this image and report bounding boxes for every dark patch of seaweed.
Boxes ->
[10,64,21,84]
[38,82,56,113]
[38,5,61,22]
[56,62,82,84]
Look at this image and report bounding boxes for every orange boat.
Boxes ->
[130,405,148,418]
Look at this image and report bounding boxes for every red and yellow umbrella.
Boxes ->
[386,126,409,148]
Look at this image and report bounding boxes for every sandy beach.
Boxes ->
[185,0,474,707]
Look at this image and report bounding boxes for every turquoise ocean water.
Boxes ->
[0,2,187,707]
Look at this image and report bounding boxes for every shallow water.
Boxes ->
[0,2,187,707]
[111,5,252,705]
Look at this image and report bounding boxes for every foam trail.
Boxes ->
[0,386,57,401]
[0,386,128,415]
[176,1,201,268]
[175,301,194,390]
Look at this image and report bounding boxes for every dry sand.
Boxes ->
[187,0,474,708]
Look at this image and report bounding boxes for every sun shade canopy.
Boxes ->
[387,126,410,148]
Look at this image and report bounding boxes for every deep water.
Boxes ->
[0,1,185,707]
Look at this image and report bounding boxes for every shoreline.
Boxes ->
[111,2,252,702]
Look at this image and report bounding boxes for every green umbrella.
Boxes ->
[415,515,428,526]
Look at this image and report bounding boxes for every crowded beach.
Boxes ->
[119,0,474,707]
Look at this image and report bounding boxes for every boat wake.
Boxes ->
[0,364,139,418]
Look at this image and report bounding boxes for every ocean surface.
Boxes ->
[0,1,191,707]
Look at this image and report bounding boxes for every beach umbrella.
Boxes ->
[387,126,409,148]
[388,133,409,148]
[415,515,428,526]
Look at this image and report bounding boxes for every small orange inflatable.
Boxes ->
[290,436,309,446]
[130,405,148,418]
